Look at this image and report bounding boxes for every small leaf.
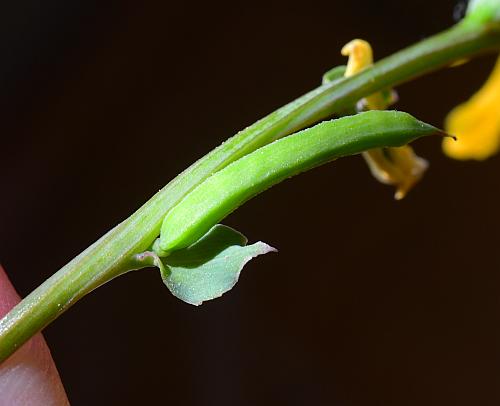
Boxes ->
[137,225,276,306]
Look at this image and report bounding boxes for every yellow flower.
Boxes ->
[442,56,500,160]
[341,39,387,110]
[341,39,428,199]
[362,147,429,200]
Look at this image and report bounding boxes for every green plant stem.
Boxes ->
[0,21,499,363]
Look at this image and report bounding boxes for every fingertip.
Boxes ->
[0,266,69,405]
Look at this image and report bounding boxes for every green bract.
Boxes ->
[321,64,347,84]
[156,111,439,256]
[136,225,275,305]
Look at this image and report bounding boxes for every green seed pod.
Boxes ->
[155,110,439,256]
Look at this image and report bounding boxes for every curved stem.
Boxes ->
[0,21,499,363]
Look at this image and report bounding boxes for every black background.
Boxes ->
[1,0,500,405]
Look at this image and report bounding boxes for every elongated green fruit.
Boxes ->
[156,111,438,255]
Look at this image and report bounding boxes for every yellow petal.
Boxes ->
[341,39,373,76]
[341,39,428,199]
[363,147,428,200]
[443,56,500,160]
[341,39,386,110]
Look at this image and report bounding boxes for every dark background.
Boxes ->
[1,0,500,405]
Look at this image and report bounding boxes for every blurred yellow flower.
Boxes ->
[362,147,429,200]
[443,56,500,160]
[341,39,428,199]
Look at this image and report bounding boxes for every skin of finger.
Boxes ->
[0,266,69,406]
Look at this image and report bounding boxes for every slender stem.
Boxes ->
[1,21,499,363]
